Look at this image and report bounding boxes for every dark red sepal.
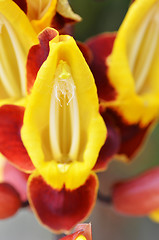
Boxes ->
[112,167,159,215]
[28,173,98,232]
[93,111,120,171]
[27,28,58,93]
[86,33,117,101]
[13,0,27,14]
[51,13,76,35]
[99,108,151,160]
[0,105,35,172]
[0,183,21,219]
[77,42,93,65]
[107,109,150,159]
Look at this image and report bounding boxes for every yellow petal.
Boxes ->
[0,0,37,101]
[21,30,106,190]
[107,0,159,126]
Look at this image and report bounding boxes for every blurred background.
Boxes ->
[1,0,159,239]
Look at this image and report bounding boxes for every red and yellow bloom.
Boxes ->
[84,0,159,168]
[22,28,106,232]
[107,0,159,126]
[0,25,106,232]
[0,0,37,105]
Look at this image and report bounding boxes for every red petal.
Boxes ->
[0,105,35,172]
[13,0,27,14]
[93,111,120,171]
[4,161,29,201]
[112,167,159,215]
[27,28,58,93]
[0,183,21,219]
[28,173,98,232]
[86,33,117,101]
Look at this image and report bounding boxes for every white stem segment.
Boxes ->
[49,61,80,163]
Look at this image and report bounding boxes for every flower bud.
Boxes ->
[112,167,159,215]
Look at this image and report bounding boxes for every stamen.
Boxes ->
[55,79,76,107]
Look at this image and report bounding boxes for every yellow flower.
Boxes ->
[21,28,106,190]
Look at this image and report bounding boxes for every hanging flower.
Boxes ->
[0,27,106,232]
[0,0,37,105]
[84,0,159,169]
[107,0,159,126]
[112,167,159,222]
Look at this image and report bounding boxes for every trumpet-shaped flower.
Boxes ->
[0,0,38,171]
[0,27,106,232]
[107,0,159,126]
[84,0,159,168]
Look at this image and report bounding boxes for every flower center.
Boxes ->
[128,1,159,94]
[0,14,26,99]
[49,60,80,163]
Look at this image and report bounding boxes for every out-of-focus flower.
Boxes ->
[0,27,106,232]
[0,0,38,172]
[85,0,159,168]
[14,0,81,33]
[112,167,159,222]
[60,223,92,240]
[0,0,37,105]
[107,0,159,126]
[0,155,28,219]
